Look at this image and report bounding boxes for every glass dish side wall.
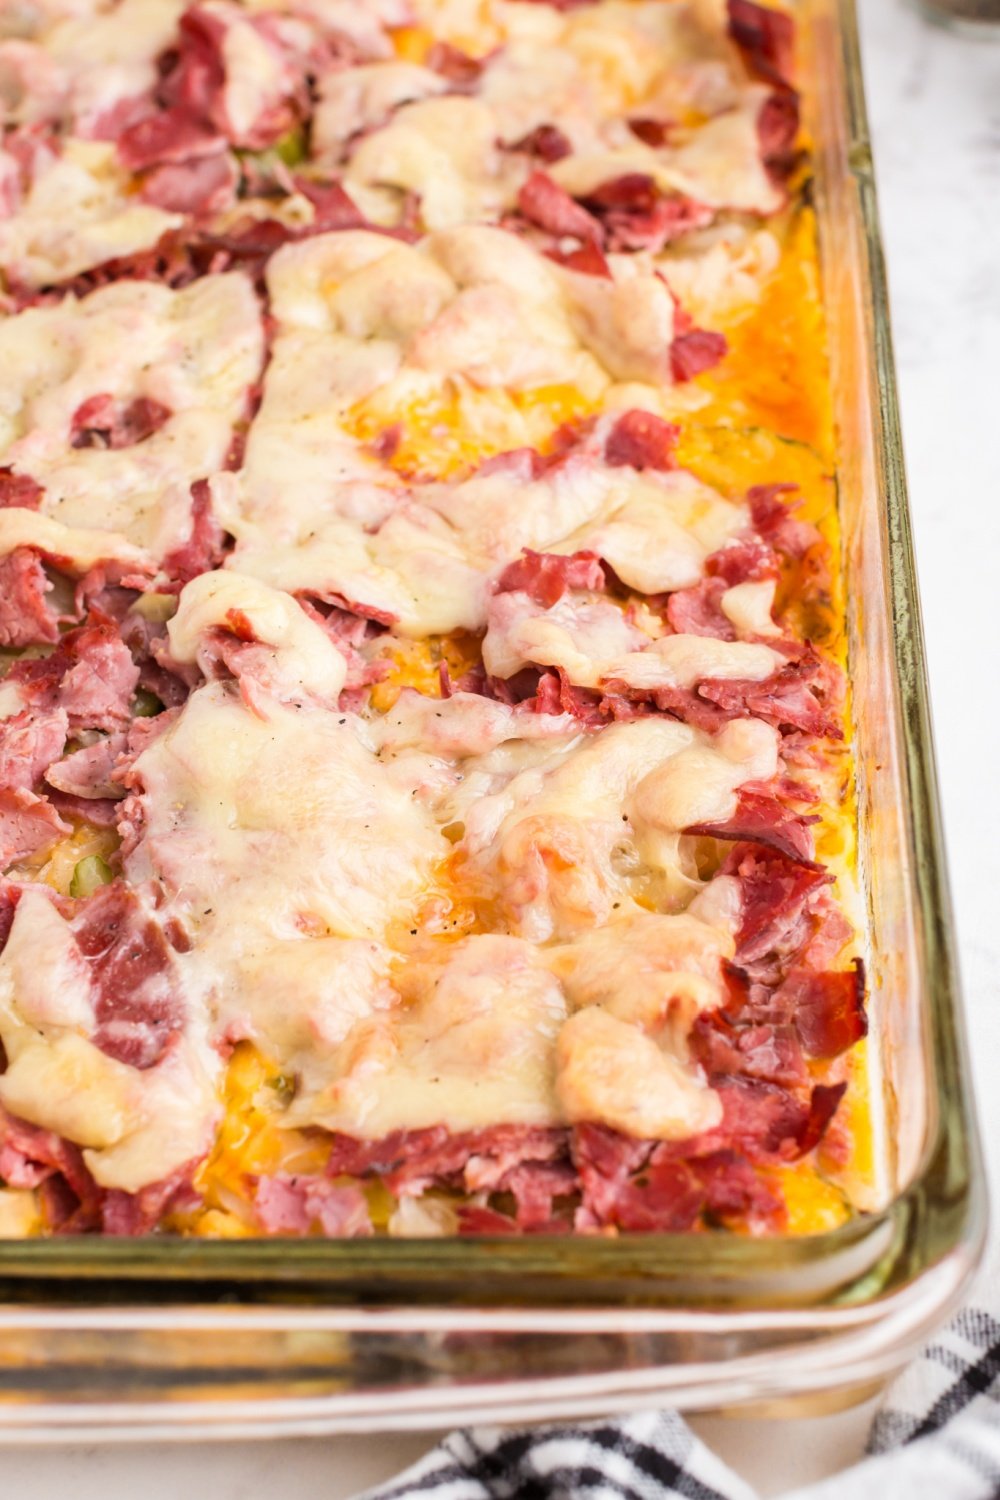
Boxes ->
[817,0,985,1260]
[0,0,983,1432]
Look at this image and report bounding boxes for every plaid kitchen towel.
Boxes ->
[361,1297,1000,1500]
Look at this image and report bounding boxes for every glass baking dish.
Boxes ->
[0,0,984,1439]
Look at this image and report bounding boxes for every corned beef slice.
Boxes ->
[749,484,822,559]
[477,662,615,727]
[604,410,679,470]
[101,1162,202,1235]
[580,175,714,253]
[758,88,801,182]
[0,612,140,868]
[628,116,671,147]
[327,1124,567,1200]
[685,787,820,865]
[494,550,605,607]
[140,150,239,214]
[517,170,604,242]
[773,961,868,1057]
[294,177,369,232]
[0,550,60,648]
[426,41,486,87]
[117,110,222,173]
[70,394,172,450]
[0,1105,102,1230]
[707,536,781,585]
[0,709,67,793]
[608,646,842,738]
[710,1076,846,1160]
[666,577,735,639]
[117,3,305,212]
[46,733,127,801]
[726,842,832,967]
[160,479,226,585]
[727,0,797,89]
[691,1010,807,1087]
[254,1174,372,1237]
[698,646,843,738]
[612,638,841,737]
[47,789,121,827]
[0,471,43,508]
[0,787,70,867]
[508,124,572,162]
[671,328,728,381]
[546,240,613,278]
[9,613,139,731]
[570,1124,782,1231]
[326,1126,579,1231]
[72,880,184,1070]
[474,409,677,487]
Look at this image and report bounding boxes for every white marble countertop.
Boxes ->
[5,1,999,1493]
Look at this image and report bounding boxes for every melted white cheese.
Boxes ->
[0,0,186,132]
[0,138,181,288]
[0,273,264,559]
[0,506,152,571]
[302,935,569,1136]
[128,681,446,949]
[219,225,712,590]
[312,61,447,162]
[441,712,778,940]
[656,224,782,325]
[345,95,519,231]
[610,634,782,692]
[125,680,446,1104]
[224,429,744,635]
[721,578,781,637]
[483,593,645,684]
[168,571,348,705]
[483,590,782,688]
[550,910,731,1044]
[555,1006,722,1138]
[301,916,728,1142]
[328,0,783,227]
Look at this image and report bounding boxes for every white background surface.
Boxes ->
[5,0,1000,1493]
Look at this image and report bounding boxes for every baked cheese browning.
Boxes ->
[0,0,872,1238]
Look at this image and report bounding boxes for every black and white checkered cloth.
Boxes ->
[363,1294,1000,1500]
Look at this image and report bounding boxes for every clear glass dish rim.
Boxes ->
[0,0,984,1314]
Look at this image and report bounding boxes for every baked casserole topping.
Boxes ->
[0,0,872,1238]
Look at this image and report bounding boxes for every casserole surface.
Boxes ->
[0,0,962,1265]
